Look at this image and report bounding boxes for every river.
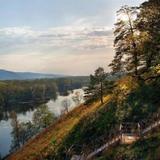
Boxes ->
[0,88,84,158]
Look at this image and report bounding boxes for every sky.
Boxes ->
[0,0,145,75]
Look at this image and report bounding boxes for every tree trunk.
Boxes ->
[127,11,139,77]
[100,82,103,104]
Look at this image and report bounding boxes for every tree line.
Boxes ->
[0,76,88,108]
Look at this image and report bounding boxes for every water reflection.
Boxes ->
[0,89,84,158]
[47,89,84,116]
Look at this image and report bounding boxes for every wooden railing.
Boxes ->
[71,114,160,160]
[86,135,121,160]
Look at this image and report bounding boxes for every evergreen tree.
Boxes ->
[136,0,160,79]
[109,6,141,77]
[84,67,106,104]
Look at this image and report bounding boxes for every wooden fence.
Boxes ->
[71,113,160,160]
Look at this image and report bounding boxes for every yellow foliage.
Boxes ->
[116,76,139,92]
[155,64,160,74]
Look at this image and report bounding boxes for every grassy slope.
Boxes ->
[50,76,160,159]
[8,76,160,160]
[8,96,111,160]
[53,99,117,159]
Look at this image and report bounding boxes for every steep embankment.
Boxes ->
[51,76,160,159]
[8,76,160,160]
[8,96,111,160]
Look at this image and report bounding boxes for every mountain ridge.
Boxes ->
[0,69,66,80]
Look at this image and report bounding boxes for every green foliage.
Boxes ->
[0,80,58,107]
[109,5,140,76]
[0,76,89,120]
[84,67,114,105]
[114,78,160,122]
[97,132,160,160]
[33,104,56,129]
[9,105,56,153]
[48,75,160,159]
[137,0,160,70]
[10,111,21,152]
[110,0,160,80]
[108,0,160,128]
[51,137,57,146]
[53,102,117,159]
[55,76,89,95]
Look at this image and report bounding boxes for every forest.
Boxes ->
[0,76,88,107]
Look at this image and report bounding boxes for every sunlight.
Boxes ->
[117,13,129,22]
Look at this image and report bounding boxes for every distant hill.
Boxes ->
[0,69,66,80]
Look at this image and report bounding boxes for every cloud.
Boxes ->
[0,22,113,51]
[0,48,114,75]
[0,19,114,74]
[0,27,35,37]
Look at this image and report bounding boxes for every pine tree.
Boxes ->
[84,67,106,104]
[136,0,160,79]
[109,6,141,77]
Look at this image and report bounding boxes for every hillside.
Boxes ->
[7,76,160,160]
[7,96,111,160]
[95,131,160,160]
[50,76,160,160]
[0,69,66,80]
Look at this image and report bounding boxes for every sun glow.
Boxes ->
[117,13,129,21]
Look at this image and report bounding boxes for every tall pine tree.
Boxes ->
[136,0,160,80]
[109,6,141,77]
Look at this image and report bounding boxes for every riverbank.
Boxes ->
[7,96,111,160]
[0,88,84,158]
